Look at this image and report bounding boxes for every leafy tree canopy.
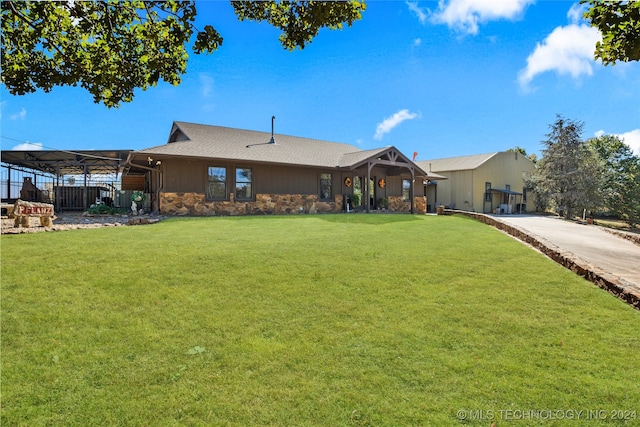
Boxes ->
[1,1,366,107]
[587,134,640,226]
[582,0,640,65]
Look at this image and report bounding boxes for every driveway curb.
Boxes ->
[451,210,640,311]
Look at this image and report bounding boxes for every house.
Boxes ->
[416,151,536,214]
[124,121,444,216]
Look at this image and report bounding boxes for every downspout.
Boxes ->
[470,169,473,212]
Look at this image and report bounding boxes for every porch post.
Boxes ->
[366,161,374,213]
[410,167,415,214]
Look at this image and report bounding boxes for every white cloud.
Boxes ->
[618,129,640,155]
[518,24,601,89]
[374,109,420,140]
[199,73,214,98]
[10,108,26,120]
[430,0,534,35]
[13,142,43,150]
[413,38,422,47]
[567,2,588,25]
[406,1,428,25]
[593,129,640,155]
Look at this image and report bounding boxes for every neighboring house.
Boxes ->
[125,122,443,216]
[417,151,536,214]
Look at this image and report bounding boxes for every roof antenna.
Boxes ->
[269,115,276,144]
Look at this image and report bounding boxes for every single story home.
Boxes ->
[124,121,445,216]
[416,151,536,214]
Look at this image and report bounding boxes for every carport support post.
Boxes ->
[55,167,61,211]
[83,165,88,210]
[6,166,11,200]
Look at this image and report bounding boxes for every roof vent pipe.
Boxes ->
[269,115,276,144]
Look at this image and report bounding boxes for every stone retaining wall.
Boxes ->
[601,227,640,247]
[451,210,640,311]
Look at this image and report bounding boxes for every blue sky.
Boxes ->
[1,0,639,161]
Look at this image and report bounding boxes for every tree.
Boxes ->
[582,0,640,65]
[587,134,640,227]
[507,146,538,163]
[530,116,603,219]
[1,1,366,108]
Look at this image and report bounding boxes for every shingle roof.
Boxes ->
[416,152,498,172]
[135,121,365,168]
[337,147,393,168]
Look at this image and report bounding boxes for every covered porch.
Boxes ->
[340,147,439,214]
[484,188,525,214]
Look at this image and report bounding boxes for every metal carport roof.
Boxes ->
[1,149,133,175]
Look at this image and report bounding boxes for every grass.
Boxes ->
[593,217,640,234]
[1,214,639,426]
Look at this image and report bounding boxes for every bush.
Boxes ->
[85,204,123,215]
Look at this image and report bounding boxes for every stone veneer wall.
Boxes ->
[161,192,427,215]
[386,196,427,214]
[160,192,344,216]
[414,196,426,214]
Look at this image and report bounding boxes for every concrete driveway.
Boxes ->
[492,214,640,291]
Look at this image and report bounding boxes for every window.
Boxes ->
[523,188,528,203]
[320,173,332,200]
[207,166,227,200]
[235,167,252,200]
[485,182,491,202]
[402,179,411,201]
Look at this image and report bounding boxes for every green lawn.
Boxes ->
[1,214,638,426]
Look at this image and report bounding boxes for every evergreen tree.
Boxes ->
[532,116,604,219]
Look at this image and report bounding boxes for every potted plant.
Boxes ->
[378,197,388,210]
[350,193,360,208]
[130,191,146,215]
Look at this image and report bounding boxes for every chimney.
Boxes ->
[269,115,276,144]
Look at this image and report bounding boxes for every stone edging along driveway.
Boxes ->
[449,210,640,311]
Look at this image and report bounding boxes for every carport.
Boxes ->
[1,149,132,212]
